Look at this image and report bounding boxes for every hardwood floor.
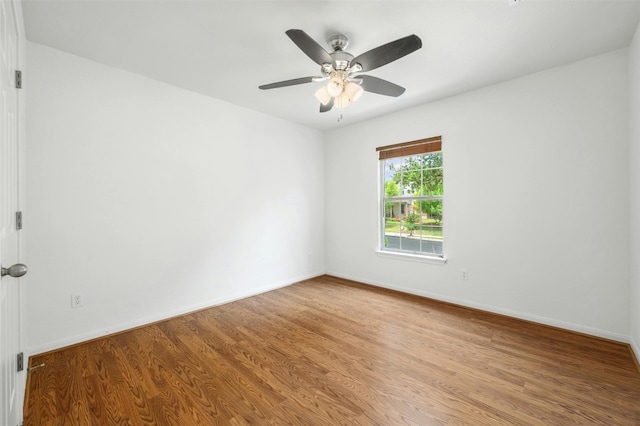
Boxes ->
[24,275,640,425]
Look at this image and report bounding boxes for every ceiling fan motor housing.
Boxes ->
[328,34,354,71]
[331,51,354,71]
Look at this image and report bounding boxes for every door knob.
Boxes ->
[1,263,27,278]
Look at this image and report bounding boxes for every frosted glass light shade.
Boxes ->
[345,82,364,102]
[334,92,351,109]
[327,77,344,97]
[315,86,332,105]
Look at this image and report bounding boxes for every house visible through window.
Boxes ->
[378,136,443,258]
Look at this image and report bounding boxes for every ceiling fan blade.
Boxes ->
[351,34,422,72]
[286,29,334,66]
[320,98,334,113]
[259,76,316,90]
[359,75,405,97]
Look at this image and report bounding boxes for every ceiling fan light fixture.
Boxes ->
[344,82,364,102]
[327,77,344,97]
[315,86,332,105]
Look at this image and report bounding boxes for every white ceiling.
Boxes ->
[22,0,640,131]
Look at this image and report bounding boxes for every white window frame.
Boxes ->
[376,137,445,263]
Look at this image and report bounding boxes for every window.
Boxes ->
[378,136,443,258]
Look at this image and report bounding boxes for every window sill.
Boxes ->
[375,250,447,265]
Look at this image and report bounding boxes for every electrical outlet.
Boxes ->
[71,294,83,308]
[461,269,469,280]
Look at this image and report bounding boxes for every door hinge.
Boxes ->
[15,70,22,89]
[17,352,24,372]
[16,211,22,230]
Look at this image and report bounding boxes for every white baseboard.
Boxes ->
[28,271,325,356]
[326,271,630,344]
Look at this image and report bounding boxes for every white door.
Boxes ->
[0,0,23,425]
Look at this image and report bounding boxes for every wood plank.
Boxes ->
[24,276,640,425]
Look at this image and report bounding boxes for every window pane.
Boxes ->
[420,168,443,195]
[384,158,402,181]
[419,237,443,255]
[418,199,443,224]
[381,147,443,257]
[421,153,443,169]
[397,172,411,196]
[382,198,443,256]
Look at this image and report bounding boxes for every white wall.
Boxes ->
[630,19,640,358]
[25,42,325,354]
[325,49,630,341]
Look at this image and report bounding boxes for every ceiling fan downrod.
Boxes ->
[327,34,354,71]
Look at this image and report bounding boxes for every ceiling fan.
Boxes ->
[259,29,422,113]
